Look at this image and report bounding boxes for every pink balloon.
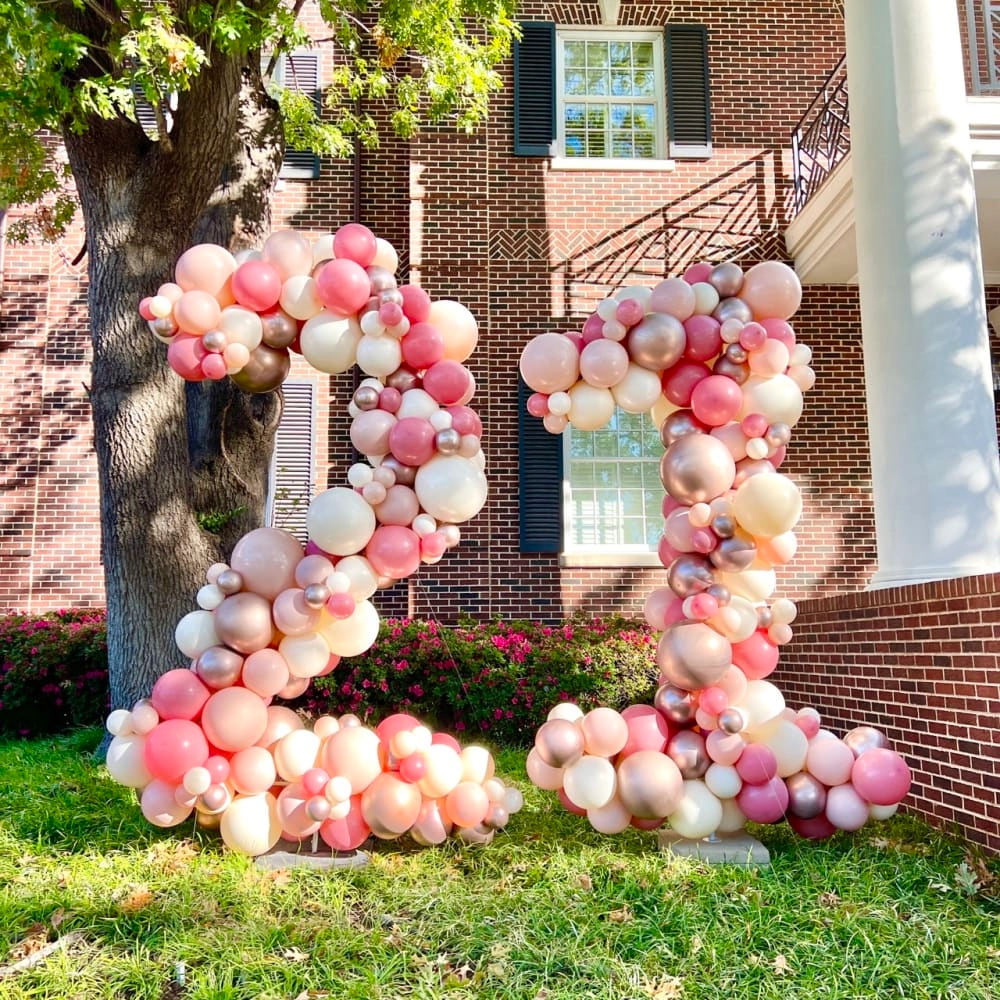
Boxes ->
[662,360,710,406]
[826,783,870,831]
[365,524,421,579]
[699,685,728,715]
[581,313,605,343]
[167,335,208,381]
[706,729,746,765]
[399,285,432,323]
[683,315,722,362]
[761,317,796,350]
[401,323,445,369]
[230,527,304,601]
[615,298,645,327]
[526,393,549,417]
[579,338,630,388]
[374,484,420,526]
[174,244,236,299]
[201,687,269,752]
[851,748,912,805]
[519,333,580,394]
[618,704,673,758]
[690,374,743,427]
[326,592,356,618]
[351,409,396,457]
[643,588,684,630]
[232,260,283,312]
[558,787,587,816]
[388,417,436,467]
[375,713,422,745]
[446,405,482,437]
[201,354,227,380]
[422,360,474,405]
[333,223,377,267]
[315,258,371,316]
[379,387,402,413]
[683,262,713,283]
[143,719,210,783]
[320,796,371,851]
[241,648,292,698]
[735,743,778,785]
[731,631,780,681]
[151,669,210,721]
[174,289,222,335]
[278,781,323,839]
[737,775,788,823]
[432,731,462,753]
[421,531,447,558]
[787,813,836,840]
[139,297,155,320]
[739,322,767,351]
[142,779,194,828]
[806,737,855,787]
[271,588,320,637]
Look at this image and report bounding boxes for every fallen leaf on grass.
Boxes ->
[818,891,840,908]
[6,925,49,963]
[575,873,593,891]
[690,935,702,955]
[282,947,309,963]
[643,976,684,999]
[119,886,155,913]
[773,954,790,976]
[263,868,293,888]
[608,905,633,923]
[49,909,72,930]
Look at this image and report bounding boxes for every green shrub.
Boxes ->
[294,614,659,746]
[0,609,109,736]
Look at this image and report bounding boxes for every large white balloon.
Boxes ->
[220,792,283,856]
[175,609,220,659]
[106,734,152,788]
[299,311,362,373]
[307,487,377,556]
[320,598,381,657]
[414,455,488,523]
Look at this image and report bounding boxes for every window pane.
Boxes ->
[565,41,586,67]
[633,42,654,68]
[565,70,587,96]
[611,71,633,97]
[586,68,609,95]
[632,105,655,130]
[586,131,607,157]
[565,103,585,128]
[586,41,609,67]
[634,69,655,96]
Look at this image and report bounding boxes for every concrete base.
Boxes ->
[254,836,370,871]
[657,830,770,866]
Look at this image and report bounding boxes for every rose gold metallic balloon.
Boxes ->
[216,569,244,595]
[361,772,422,837]
[709,262,744,298]
[386,367,419,393]
[660,410,706,448]
[626,313,687,371]
[230,343,290,393]
[213,592,275,654]
[653,683,696,725]
[666,729,710,779]
[718,707,746,734]
[353,385,381,410]
[616,750,683,819]
[843,725,890,758]
[261,309,299,349]
[713,296,753,324]
[534,718,585,769]
[785,771,827,818]
[713,356,749,384]
[660,434,736,506]
[195,645,245,689]
[710,534,758,572]
[667,554,716,598]
[656,622,732,691]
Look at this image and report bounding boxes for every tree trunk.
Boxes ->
[64,57,286,715]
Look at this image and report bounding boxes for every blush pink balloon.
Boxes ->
[579,338,630,388]
[232,259,283,312]
[737,775,788,823]
[315,258,371,316]
[351,409,396,457]
[662,360,710,406]
[618,704,673,758]
[683,315,722,362]
[201,687,269,752]
[851,748,912,805]
[365,524,421,579]
[174,244,236,299]
[277,781,322,839]
[401,323,445,369]
[581,313,605,343]
[388,417,436,467]
[200,354,227,380]
[150,668,210,721]
[422,360,474,405]
[271,588,320,637]
[333,223,377,267]
[735,743,778,785]
[691,374,743,427]
[699,685,728,715]
[615,298,645,327]
[174,289,222,335]
[399,285,432,322]
[446,405,482,437]
[761,317,796,349]
[643,588,684,630]
[732,631,780,680]
[167,335,208,381]
[374,484,420,526]
[241,648,292,698]
[143,719,210,783]
[230,527,304,601]
[683,262,713,284]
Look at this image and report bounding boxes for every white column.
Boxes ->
[845,0,1000,587]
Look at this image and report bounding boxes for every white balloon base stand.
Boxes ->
[657,829,770,866]
[254,833,370,871]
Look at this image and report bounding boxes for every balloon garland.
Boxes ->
[106,225,523,856]
[520,260,912,841]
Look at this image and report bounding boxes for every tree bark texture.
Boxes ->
[64,55,286,712]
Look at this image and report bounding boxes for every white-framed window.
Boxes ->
[556,30,666,161]
[266,380,316,542]
[562,409,663,555]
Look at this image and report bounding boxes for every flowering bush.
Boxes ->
[0,609,109,737]
[294,614,659,746]
[0,609,657,746]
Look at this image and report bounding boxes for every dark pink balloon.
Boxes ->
[851,748,912,805]
[526,393,549,417]
[143,719,210,783]
[618,704,673,758]
[378,301,404,327]
[319,796,370,851]
[616,298,645,327]
[662,360,710,407]
[735,743,778,785]
[446,405,482,437]
[379,387,402,413]
[139,297,155,320]
[167,336,208,381]
[761,317,796,349]
[422,360,474,405]
[333,223,377,267]
[420,531,448,558]
[581,313,605,343]
[401,322,445,369]
[683,262,713,283]
[315,258,371,316]
[325,592,356,619]
[388,417,436,467]
[232,259,283,312]
[691,374,743,427]
[787,813,837,840]
[399,284,432,322]
[658,536,682,568]
[732,631,780,681]
[740,412,769,438]
[737,775,789,823]
[683,315,722,362]
[151,668,210,721]
[366,525,421,579]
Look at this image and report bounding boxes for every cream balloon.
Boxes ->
[219,306,264,351]
[279,274,323,321]
[732,473,802,538]
[735,680,785,730]
[357,335,403,377]
[106,734,152,788]
[704,763,742,799]
[330,555,379,601]
[307,487,377,556]
[175,610,220,660]
[428,299,479,363]
[611,363,664,413]
[219,792,283,856]
[738,373,803,426]
[750,718,809,777]
[413,455,488,523]
[717,567,777,603]
[299,311,362,374]
[319,598,380,657]
[668,780,724,839]
[279,632,333,679]
[273,728,321,781]
[567,383,615,431]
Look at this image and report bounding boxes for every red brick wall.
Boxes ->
[774,574,1000,854]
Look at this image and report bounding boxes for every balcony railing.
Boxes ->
[789,55,849,219]
[967,0,1000,93]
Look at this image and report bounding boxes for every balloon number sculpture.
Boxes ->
[106,224,524,856]
[520,260,912,841]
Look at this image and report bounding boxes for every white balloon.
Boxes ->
[704,763,742,799]
[220,792,283,856]
[219,306,263,351]
[196,584,225,611]
[273,729,321,781]
[307,487,377,556]
[611,364,663,413]
[105,709,134,738]
[175,609,220,659]
[396,388,440,419]
[717,567,777,603]
[547,702,585,723]
[357,334,402,377]
[300,311,362,374]
[563,755,617,810]
[668,780,723,839]
[691,282,720,315]
[414,455,488,523]
[736,680,785,730]
[716,797,748,833]
[320,598,381,657]
[330,555,379,601]
[750,717,809,777]
[105,734,152,788]
[279,274,323,321]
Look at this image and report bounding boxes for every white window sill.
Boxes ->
[559,551,663,568]
[548,157,677,172]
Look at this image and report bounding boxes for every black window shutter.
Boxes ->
[666,24,712,159]
[266,52,322,179]
[513,22,556,156]
[518,376,563,552]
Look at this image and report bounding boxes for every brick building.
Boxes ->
[2,1,999,850]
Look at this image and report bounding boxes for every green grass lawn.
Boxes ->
[0,730,997,1000]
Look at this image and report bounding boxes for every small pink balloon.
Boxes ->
[761,317,796,349]
[379,387,402,413]
[388,417,436,467]
[420,531,447,558]
[174,289,222,336]
[788,813,837,840]
[691,374,743,427]
[200,354,228,380]
[740,412,769,438]
[615,298,645,327]
[325,592,356,619]
[365,524,421,579]
[737,775,788,823]
[699,685,728,715]
[333,223,378,267]
[739,322,767,351]
[232,259,283,312]
[683,314,722,362]
[150,669,210,721]
[526,393,549,417]
[422,360,474,405]
[401,322,445,370]
[735,743,778,785]
[241,648,291,698]
[688,593,719,620]
[581,313,605,343]
[683,262,713,283]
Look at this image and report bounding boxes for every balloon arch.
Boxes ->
[104,225,910,856]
